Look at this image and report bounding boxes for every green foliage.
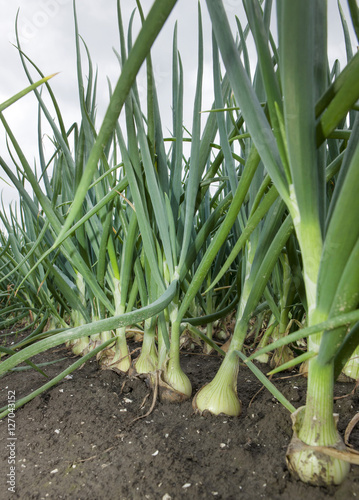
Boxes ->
[1,0,359,487]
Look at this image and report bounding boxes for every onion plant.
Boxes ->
[192,26,292,416]
[118,3,241,400]
[0,0,179,391]
[206,0,359,485]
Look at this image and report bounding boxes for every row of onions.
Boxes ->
[1,0,359,487]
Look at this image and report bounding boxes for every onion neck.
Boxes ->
[112,327,131,372]
[135,320,158,374]
[298,357,337,446]
[164,320,192,397]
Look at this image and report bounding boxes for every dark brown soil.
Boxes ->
[1,333,359,500]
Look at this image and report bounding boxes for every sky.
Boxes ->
[0,0,356,218]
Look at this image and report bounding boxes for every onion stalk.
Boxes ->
[134,318,158,375]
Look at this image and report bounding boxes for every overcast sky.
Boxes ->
[0,0,356,217]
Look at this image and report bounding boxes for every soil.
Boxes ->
[1,331,359,500]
